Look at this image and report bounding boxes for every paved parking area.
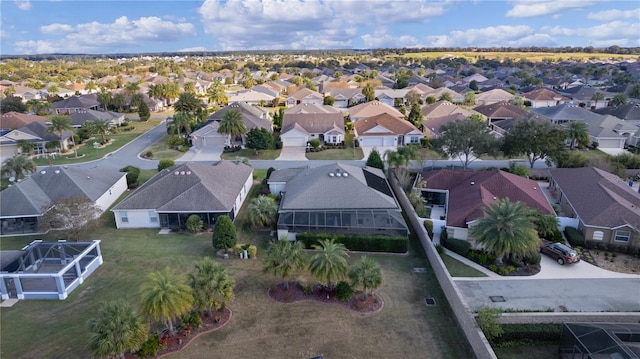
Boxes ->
[276,146,307,160]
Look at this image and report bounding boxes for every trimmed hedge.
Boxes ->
[493,324,562,345]
[564,227,585,247]
[442,237,471,257]
[423,220,434,239]
[296,232,408,253]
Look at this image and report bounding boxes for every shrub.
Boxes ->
[335,281,354,301]
[212,215,236,250]
[296,232,408,253]
[365,149,384,169]
[182,310,203,330]
[304,284,313,295]
[423,220,434,239]
[443,238,471,257]
[246,127,274,150]
[476,308,503,341]
[247,244,257,258]
[435,244,445,255]
[308,139,321,149]
[524,251,541,266]
[266,167,276,180]
[157,159,175,171]
[185,215,204,233]
[119,165,141,189]
[499,266,516,276]
[439,227,448,245]
[495,324,562,345]
[144,150,153,158]
[137,334,162,357]
[564,227,585,247]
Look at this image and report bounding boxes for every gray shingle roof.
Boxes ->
[277,163,399,210]
[112,161,252,212]
[549,167,640,229]
[531,103,603,122]
[0,166,126,217]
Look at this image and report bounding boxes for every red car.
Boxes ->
[539,241,581,265]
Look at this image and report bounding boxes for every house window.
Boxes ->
[409,136,420,144]
[614,230,630,242]
[121,212,128,223]
[149,211,158,223]
[332,136,337,143]
[592,231,604,241]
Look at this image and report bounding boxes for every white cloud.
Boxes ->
[361,28,421,48]
[587,8,640,21]
[14,40,56,54]
[178,46,208,52]
[506,0,598,18]
[40,23,73,34]
[14,0,31,10]
[424,25,555,47]
[336,1,447,24]
[543,21,640,40]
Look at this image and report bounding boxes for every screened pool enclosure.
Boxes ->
[560,322,640,358]
[277,209,409,236]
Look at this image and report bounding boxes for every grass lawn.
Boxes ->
[0,170,472,359]
[220,148,281,160]
[32,118,162,166]
[574,148,610,161]
[306,133,364,160]
[441,254,488,277]
[141,135,185,160]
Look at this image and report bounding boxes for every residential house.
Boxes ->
[285,88,324,107]
[326,88,365,108]
[473,102,535,135]
[424,87,464,103]
[521,87,570,108]
[464,73,489,84]
[559,85,609,109]
[112,161,253,229]
[421,101,475,121]
[268,163,408,240]
[475,89,515,106]
[1,112,47,131]
[191,102,272,148]
[548,167,640,251]
[281,104,345,147]
[0,166,127,235]
[419,169,554,241]
[423,113,468,139]
[374,89,409,107]
[594,103,640,126]
[2,122,74,156]
[69,109,125,128]
[53,94,100,114]
[348,101,404,122]
[353,113,422,147]
[227,90,275,106]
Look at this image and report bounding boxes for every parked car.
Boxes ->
[539,241,580,265]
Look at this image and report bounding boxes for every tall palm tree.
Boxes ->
[591,91,604,108]
[89,119,111,144]
[1,154,37,179]
[97,91,112,111]
[566,120,589,150]
[112,93,126,112]
[164,82,181,105]
[206,80,228,106]
[168,111,193,137]
[124,81,141,96]
[140,268,193,336]
[348,256,383,300]
[174,92,202,114]
[308,238,349,289]
[469,199,541,265]
[189,257,235,317]
[217,109,246,146]
[248,195,278,228]
[46,114,73,151]
[262,240,307,290]
[86,300,148,359]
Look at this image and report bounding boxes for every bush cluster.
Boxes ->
[564,227,585,247]
[441,237,471,257]
[423,220,434,239]
[296,232,408,253]
[335,281,354,301]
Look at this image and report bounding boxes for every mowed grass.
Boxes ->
[142,135,184,160]
[441,254,488,277]
[306,133,364,160]
[220,148,281,160]
[32,118,162,166]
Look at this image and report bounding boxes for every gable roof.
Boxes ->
[285,103,340,115]
[421,169,554,228]
[531,103,606,122]
[282,111,344,135]
[475,89,515,102]
[289,88,323,101]
[521,87,569,102]
[0,112,47,130]
[473,101,530,119]
[421,101,473,119]
[594,103,640,122]
[11,121,73,142]
[53,94,100,110]
[69,109,123,127]
[276,163,400,210]
[206,102,272,131]
[549,167,640,229]
[112,161,252,212]
[354,113,421,136]
[0,166,126,217]
[347,101,404,119]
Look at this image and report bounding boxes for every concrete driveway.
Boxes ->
[175,146,224,162]
[276,146,307,160]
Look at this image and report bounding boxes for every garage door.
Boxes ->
[283,136,307,147]
[597,139,623,149]
[360,137,384,147]
[203,135,226,146]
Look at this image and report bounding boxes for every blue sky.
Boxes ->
[1,0,639,55]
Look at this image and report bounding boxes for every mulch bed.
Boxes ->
[267,282,384,315]
[125,308,232,359]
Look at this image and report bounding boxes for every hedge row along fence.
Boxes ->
[296,232,408,253]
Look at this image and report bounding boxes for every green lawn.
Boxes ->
[142,135,185,160]
[575,148,609,160]
[32,119,162,166]
[441,254,488,277]
[0,170,472,359]
[220,148,281,160]
[306,133,364,160]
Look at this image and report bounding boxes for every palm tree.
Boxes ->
[1,154,37,180]
[308,238,349,289]
[262,240,307,290]
[147,84,164,103]
[183,81,196,94]
[124,81,141,96]
[532,211,560,241]
[140,268,193,336]
[248,196,278,228]
[189,257,235,317]
[86,300,148,359]
[89,119,111,144]
[349,256,383,301]
[33,101,54,116]
[174,92,202,114]
[112,93,126,112]
[591,91,604,108]
[168,111,193,137]
[217,109,246,146]
[85,80,98,93]
[206,80,228,106]
[97,91,112,111]
[362,83,375,102]
[164,82,181,105]
[566,120,589,150]
[469,199,541,265]
[46,114,73,151]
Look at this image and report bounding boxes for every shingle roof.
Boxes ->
[354,113,421,136]
[0,166,126,217]
[112,161,252,212]
[277,163,400,210]
[531,103,604,122]
[421,169,554,227]
[473,102,529,119]
[347,101,404,119]
[594,103,640,122]
[69,110,123,127]
[549,167,640,229]
[421,101,473,119]
[289,88,323,101]
[53,94,100,109]
[282,111,344,135]
[475,89,514,102]
[15,122,74,142]
[207,102,271,131]
[521,88,569,102]
[0,112,47,130]
[285,103,340,115]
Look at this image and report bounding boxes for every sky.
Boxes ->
[1,0,639,55]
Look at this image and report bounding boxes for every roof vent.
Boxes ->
[174,171,179,175]
[86,176,90,179]
[186,171,192,175]
[533,187,537,190]
[328,172,335,177]
[470,181,475,185]
[40,170,46,175]
[343,172,349,177]
[336,172,342,177]
[180,171,186,175]
[493,196,497,200]
[54,170,60,174]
